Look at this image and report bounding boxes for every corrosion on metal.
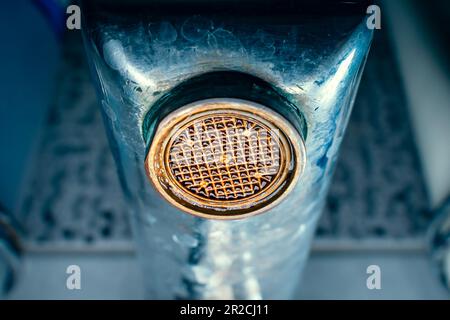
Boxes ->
[145,98,306,219]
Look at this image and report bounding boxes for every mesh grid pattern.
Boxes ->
[167,114,282,201]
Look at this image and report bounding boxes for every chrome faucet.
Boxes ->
[82,0,373,299]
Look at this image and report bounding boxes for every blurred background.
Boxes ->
[0,0,449,299]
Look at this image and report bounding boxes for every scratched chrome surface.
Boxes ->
[82,12,372,299]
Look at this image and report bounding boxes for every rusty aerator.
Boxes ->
[145,99,306,219]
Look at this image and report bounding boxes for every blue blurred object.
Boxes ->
[32,0,67,38]
[0,0,61,217]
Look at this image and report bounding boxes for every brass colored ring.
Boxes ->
[145,98,306,220]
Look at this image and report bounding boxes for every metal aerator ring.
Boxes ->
[145,98,306,219]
